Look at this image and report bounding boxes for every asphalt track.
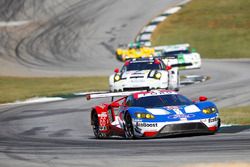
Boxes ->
[1,0,250,167]
[0,0,186,76]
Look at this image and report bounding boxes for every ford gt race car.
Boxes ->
[109,58,180,92]
[87,90,221,139]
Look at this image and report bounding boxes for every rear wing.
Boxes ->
[86,91,144,100]
[153,43,190,53]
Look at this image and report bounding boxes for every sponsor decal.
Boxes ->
[137,91,177,98]
[98,112,107,117]
[208,117,218,123]
[134,118,143,122]
[165,106,180,110]
[136,122,158,127]
[168,114,195,119]
[131,79,144,83]
[99,117,107,126]
[99,112,109,126]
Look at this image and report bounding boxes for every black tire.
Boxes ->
[174,87,180,92]
[217,118,221,130]
[92,111,107,139]
[124,112,135,139]
[116,53,123,62]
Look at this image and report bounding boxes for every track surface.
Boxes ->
[0,0,185,76]
[1,0,250,167]
[1,59,250,167]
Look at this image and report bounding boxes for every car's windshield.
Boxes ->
[163,50,190,57]
[122,62,162,71]
[131,94,193,108]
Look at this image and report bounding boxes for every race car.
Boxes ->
[116,43,201,70]
[87,90,221,139]
[154,44,201,70]
[109,57,180,92]
[116,42,154,61]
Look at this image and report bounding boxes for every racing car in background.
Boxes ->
[115,43,201,70]
[116,42,154,61]
[109,58,180,92]
[87,90,221,139]
[154,43,201,70]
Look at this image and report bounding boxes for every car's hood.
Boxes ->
[147,105,201,115]
[130,104,207,121]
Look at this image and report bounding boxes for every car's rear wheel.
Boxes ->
[116,53,123,62]
[124,112,135,139]
[92,111,107,139]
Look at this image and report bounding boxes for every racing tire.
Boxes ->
[174,88,180,92]
[217,118,221,130]
[116,53,123,62]
[91,111,107,139]
[124,112,135,139]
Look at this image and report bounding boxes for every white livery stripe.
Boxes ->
[173,108,187,121]
[185,105,201,113]
[146,109,170,115]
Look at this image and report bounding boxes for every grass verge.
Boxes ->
[152,0,250,58]
[1,77,250,125]
[0,76,108,104]
[220,106,250,125]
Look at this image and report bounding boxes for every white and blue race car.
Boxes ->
[88,90,221,139]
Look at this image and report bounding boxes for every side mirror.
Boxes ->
[110,102,120,108]
[114,68,119,73]
[199,96,207,102]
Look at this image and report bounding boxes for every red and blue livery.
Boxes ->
[87,90,220,139]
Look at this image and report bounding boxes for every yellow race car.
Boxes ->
[116,42,155,61]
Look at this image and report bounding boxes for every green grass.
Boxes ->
[220,106,250,125]
[0,76,108,103]
[1,77,250,125]
[152,0,250,58]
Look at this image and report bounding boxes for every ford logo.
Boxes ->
[168,114,195,119]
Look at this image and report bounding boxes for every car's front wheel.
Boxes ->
[124,112,135,139]
[92,111,107,139]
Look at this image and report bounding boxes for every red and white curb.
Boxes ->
[135,0,190,46]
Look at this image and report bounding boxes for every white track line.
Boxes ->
[0,20,30,27]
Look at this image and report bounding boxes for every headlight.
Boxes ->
[202,107,217,114]
[135,113,154,119]
[114,75,120,82]
[154,72,162,79]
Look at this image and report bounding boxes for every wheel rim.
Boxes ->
[92,112,100,138]
[125,113,134,139]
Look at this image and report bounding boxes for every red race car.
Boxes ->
[87,90,220,139]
